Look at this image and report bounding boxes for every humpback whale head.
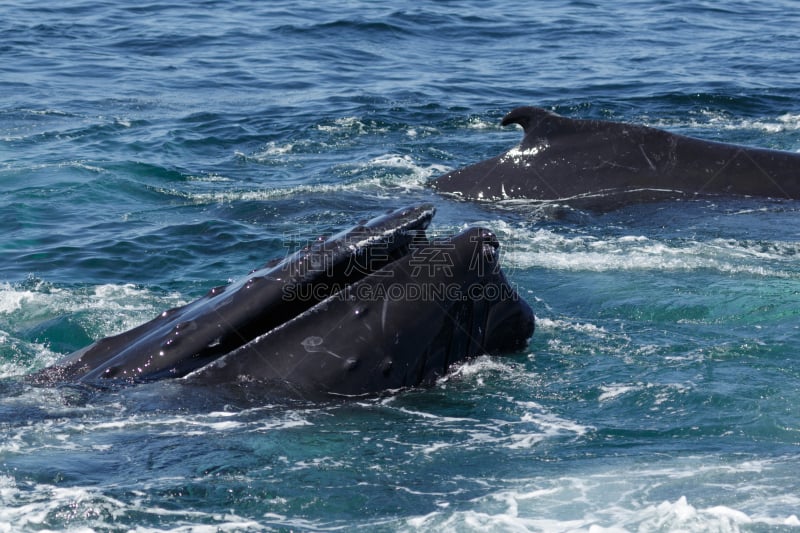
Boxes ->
[35,204,534,398]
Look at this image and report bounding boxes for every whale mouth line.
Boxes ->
[138,204,438,381]
[31,204,438,384]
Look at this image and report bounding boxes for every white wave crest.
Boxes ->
[155,153,446,204]
[401,457,800,533]
[481,220,800,278]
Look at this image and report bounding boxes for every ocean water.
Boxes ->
[2,0,800,530]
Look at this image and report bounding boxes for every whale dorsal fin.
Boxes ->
[501,106,583,145]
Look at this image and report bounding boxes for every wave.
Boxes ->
[0,280,186,377]
[404,481,800,533]
[477,219,800,279]
[642,108,800,147]
[154,153,448,204]
[371,356,592,453]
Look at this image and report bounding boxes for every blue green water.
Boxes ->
[2,1,800,530]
